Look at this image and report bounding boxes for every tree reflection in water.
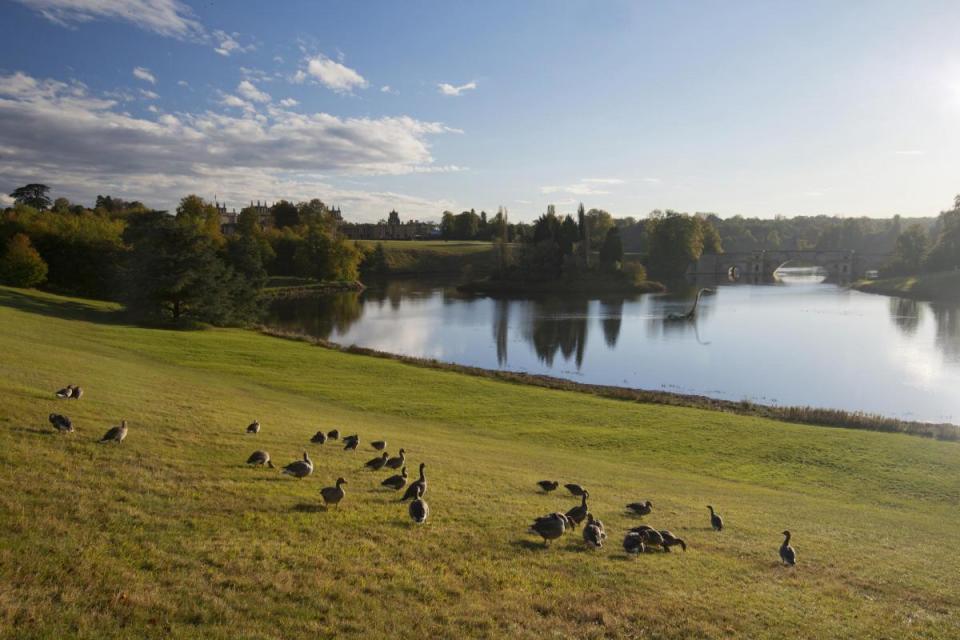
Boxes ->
[268,291,364,340]
[932,303,960,362]
[523,296,589,368]
[598,297,624,348]
[889,297,921,336]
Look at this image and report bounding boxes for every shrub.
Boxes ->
[0,233,48,287]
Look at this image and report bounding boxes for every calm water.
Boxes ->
[266,272,960,424]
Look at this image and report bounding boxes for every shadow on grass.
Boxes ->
[10,426,55,436]
[511,539,552,551]
[0,287,124,325]
[292,502,326,513]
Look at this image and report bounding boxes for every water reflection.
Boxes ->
[889,297,922,336]
[265,278,960,421]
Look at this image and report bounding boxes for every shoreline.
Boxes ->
[256,325,959,441]
[852,270,960,303]
[457,277,666,297]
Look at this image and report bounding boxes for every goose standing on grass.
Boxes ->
[382,466,408,491]
[320,477,347,508]
[401,463,426,501]
[623,531,646,555]
[246,450,274,468]
[537,480,559,493]
[582,514,606,548]
[564,483,586,497]
[629,526,664,549]
[707,505,723,531]
[48,413,73,433]
[530,513,571,547]
[365,452,389,471]
[779,530,797,566]
[564,491,590,528]
[409,484,429,524]
[246,420,260,435]
[626,501,653,517]
[71,386,83,400]
[343,435,359,451]
[281,452,313,479]
[327,429,340,440]
[371,440,386,451]
[310,431,327,444]
[385,448,405,470]
[98,420,128,444]
[659,530,687,552]
[55,385,74,399]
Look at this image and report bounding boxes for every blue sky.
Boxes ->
[1,0,958,222]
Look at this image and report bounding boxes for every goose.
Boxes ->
[382,466,408,491]
[707,505,723,531]
[623,531,646,555]
[409,484,429,524]
[564,483,586,497]
[327,429,340,440]
[71,386,83,400]
[98,420,128,444]
[628,526,664,548]
[48,413,73,433]
[320,477,347,508]
[537,480,559,493]
[281,452,313,479]
[401,463,426,501]
[246,450,274,468]
[530,512,571,546]
[659,530,687,552]
[626,501,653,517]
[385,448,405,470]
[246,420,260,435]
[780,530,796,566]
[582,513,606,548]
[371,440,387,451]
[365,452,389,471]
[564,491,590,528]
[310,431,327,444]
[343,435,359,451]
[55,385,74,399]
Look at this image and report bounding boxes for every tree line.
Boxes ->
[1,185,362,326]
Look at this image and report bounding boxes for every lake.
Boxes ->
[266,271,960,424]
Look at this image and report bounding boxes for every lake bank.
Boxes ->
[853,270,960,303]
[457,273,666,296]
[1,284,959,639]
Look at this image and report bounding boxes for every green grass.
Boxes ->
[855,269,960,303]
[354,239,497,276]
[1,285,958,639]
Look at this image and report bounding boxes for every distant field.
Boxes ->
[855,269,960,303]
[1,286,958,639]
[354,240,497,276]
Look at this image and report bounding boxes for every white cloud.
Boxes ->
[303,55,368,93]
[380,85,396,94]
[0,71,460,219]
[213,29,254,57]
[177,80,189,87]
[438,81,477,97]
[291,70,307,85]
[139,89,159,100]
[279,98,298,108]
[15,0,204,39]
[236,80,270,103]
[541,178,625,196]
[220,93,252,110]
[133,66,156,84]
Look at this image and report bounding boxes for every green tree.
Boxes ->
[924,200,960,272]
[176,195,222,241]
[52,197,71,214]
[271,200,301,229]
[887,225,930,275]
[0,233,48,287]
[123,212,258,325]
[646,211,705,277]
[598,227,624,271]
[10,184,51,210]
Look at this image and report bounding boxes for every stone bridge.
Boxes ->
[689,249,891,280]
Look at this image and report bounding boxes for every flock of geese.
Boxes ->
[530,481,797,565]
[46,385,796,564]
[243,421,429,522]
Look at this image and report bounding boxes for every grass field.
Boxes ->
[855,269,960,303]
[1,286,958,639]
[354,239,497,276]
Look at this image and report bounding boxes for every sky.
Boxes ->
[1,0,958,222]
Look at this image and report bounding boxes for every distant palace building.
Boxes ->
[339,210,439,240]
[216,200,430,239]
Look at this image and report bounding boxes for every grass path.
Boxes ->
[0,286,957,639]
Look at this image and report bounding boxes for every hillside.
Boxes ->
[0,286,958,639]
